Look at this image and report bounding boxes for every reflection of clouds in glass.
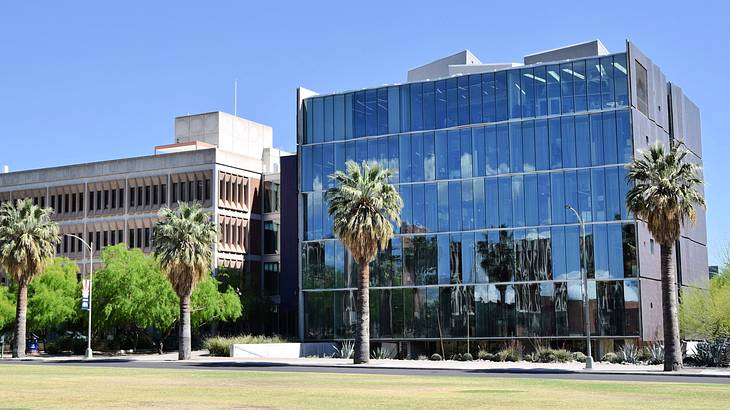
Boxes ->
[505,285,515,305]
[474,285,489,303]
[567,282,583,300]
[540,282,552,297]
[488,284,500,303]
[313,176,322,191]
[424,156,435,180]
[624,280,639,302]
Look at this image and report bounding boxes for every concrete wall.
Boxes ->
[407,50,481,82]
[523,39,609,65]
[175,112,273,161]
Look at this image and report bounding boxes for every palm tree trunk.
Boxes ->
[13,281,28,358]
[354,258,370,364]
[660,243,682,371]
[178,293,192,360]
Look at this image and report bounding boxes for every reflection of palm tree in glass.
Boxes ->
[476,229,514,307]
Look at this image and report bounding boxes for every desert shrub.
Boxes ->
[572,352,587,363]
[533,349,556,363]
[553,349,573,363]
[645,343,664,365]
[203,335,287,357]
[335,340,354,359]
[497,347,522,362]
[688,339,730,367]
[430,353,443,361]
[478,350,497,361]
[619,344,641,364]
[601,352,621,364]
[417,354,429,361]
[462,352,473,361]
[44,335,86,355]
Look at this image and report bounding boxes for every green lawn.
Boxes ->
[0,364,727,409]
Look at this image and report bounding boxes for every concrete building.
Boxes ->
[296,40,707,356]
[0,111,297,335]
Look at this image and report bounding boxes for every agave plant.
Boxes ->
[371,345,397,360]
[691,339,730,367]
[619,344,641,364]
[646,342,665,365]
[335,340,355,359]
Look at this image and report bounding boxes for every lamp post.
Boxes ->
[564,205,593,370]
[65,233,93,360]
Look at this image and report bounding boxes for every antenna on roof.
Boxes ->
[234,79,238,117]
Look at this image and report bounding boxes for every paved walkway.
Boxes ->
[3,350,729,378]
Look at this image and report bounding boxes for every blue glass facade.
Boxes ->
[300,53,640,341]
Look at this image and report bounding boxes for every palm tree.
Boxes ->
[326,161,402,364]
[153,202,217,360]
[626,142,705,371]
[0,198,59,358]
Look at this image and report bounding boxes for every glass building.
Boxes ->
[295,40,707,353]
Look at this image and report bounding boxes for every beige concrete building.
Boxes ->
[0,112,289,308]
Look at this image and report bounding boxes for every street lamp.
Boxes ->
[564,205,593,370]
[65,233,94,360]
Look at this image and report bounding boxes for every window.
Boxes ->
[324,96,333,141]
[422,82,434,130]
[534,65,548,116]
[412,183,425,232]
[495,71,508,121]
[522,121,535,172]
[71,193,77,213]
[549,118,562,169]
[410,83,423,131]
[399,134,411,183]
[587,58,602,110]
[469,74,482,124]
[435,131,448,179]
[264,262,279,294]
[561,116,576,168]
[446,78,457,127]
[423,132,435,181]
[111,189,116,209]
[485,126,498,175]
[546,65,561,115]
[497,124,510,173]
[461,180,474,230]
[457,76,469,125]
[560,62,574,113]
[498,177,512,228]
[137,186,143,206]
[387,87,400,134]
[434,80,447,129]
[521,68,535,118]
[507,69,521,119]
[160,185,166,205]
[448,182,461,231]
[103,190,109,210]
[365,89,377,136]
[264,182,280,213]
[614,54,629,107]
[447,130,461,179]
[264,221,279,254]
[438,182,449,232]
[600,56,615,109]
[411,133,424,182]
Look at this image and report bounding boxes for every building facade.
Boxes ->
[296,40,707,354]
[0,111,297,335]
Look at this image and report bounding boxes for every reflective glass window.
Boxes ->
[422,81,435,130]
[411,133,424,182]
[412,183,425,232]
[573,60,587,112]
[399,134,411,182]
[312,144,322,191]
[495,71,509,121]
[484,178,498,228]
[313,97,324,142]
[560,62,574,113]
[462,232,475,284]
[469,74,482,124]
[488,230,514,283]
[423,132,436,181]
[561,116,576,168]
[623,223,638,277]
[535,119,549,171]
[564,171,578,223]
[591,168,607,221]
[437,234,450,285]
[304,291,333,339]
[449,234,463,284]
[345,93,353,139]
[304,98,312,144]
[324,96,334,141]
[301,145,312,191]
[524,174,538,226]
[447,130,461,179]
[549,118,562,169]
[354,91,365,137]
[538,173,551,225]
[434,80,447,129]
[457,76,469,125]
[323,144,335,189]
[617,109,632,163]
[435,131,448,179]
[410,83,423,132]
[377,87,388,135]
[425,183,438,232]
[388,135,399,183]
[567,281,585,335]
[550,172,565,224]
[578,169,592,222]
[607,223,624,279]
[497,124,510,174]
[334,94,345,139]
[460,129,472,178]
[482,72,496,123]
[534,65,548,116]
[416,235,438,285]
[586,58,602,110]
[446,78,458,127]
[356,139,367,164]
[377,137,388,169]
[334,290,355,338]
[448,181,462,231]
[387,86,400,134]
[512,175,525,227]
[605,167,621,220]
[619,165,632,220]
[399,85,410,132]
[575,115,591,167]
[590,113,604,165]
[565,226,581,280]
[462,180,474,230]
[400,185,411,234]
[474,179,486,230]
[522,120,535,172]
[546,64,561,115]
[508,69,521,119]
[614,54,629,107]
[365,89,377,136]
[521,68,535,118]
[600,56,615,109]
[485,126,498,175]
[498,177,513,228]
[551,226,566,280]
[437,182,449,232]
[593,223,609,279]
[603,111,618,164]
[624,279,640,335]
[472,127,486,177]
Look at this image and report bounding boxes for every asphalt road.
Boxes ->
[3,359,730,384]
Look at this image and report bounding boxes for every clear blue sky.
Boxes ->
[1,1,727,264]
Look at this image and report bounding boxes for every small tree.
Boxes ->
[326,161,402,364]
[153,202,217,360]
[626,143,705,371]
[0,199,59,358]
[26,257,79,342]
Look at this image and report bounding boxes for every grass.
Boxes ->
[0,364,728,409]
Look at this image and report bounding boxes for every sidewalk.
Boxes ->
[5,350,730,377]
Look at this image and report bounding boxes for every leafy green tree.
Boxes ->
[0,285,15,332]
[190,277,242,328]
[680,269,730,339]
[326,161,402,364]
[152,202,218,360]
[626,143,705,371]
[26,257,79,340]
[0,198,59,358]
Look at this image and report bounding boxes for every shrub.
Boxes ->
[689,339,730,367]
[533,349,557,363]
[552,349,573,363]
[371,345,397,360]
[430,353,443,361]
[497,340,523,362]
[203,335,287,357]
[619,344,641,364]
[645,343,664,365]
[572,352,587,363]
[478,350,497,361]
[335,340,354,359]
[417,354,429,361]
[44,335,86,355]
[601,352,621,364]
[462,352,473,361]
